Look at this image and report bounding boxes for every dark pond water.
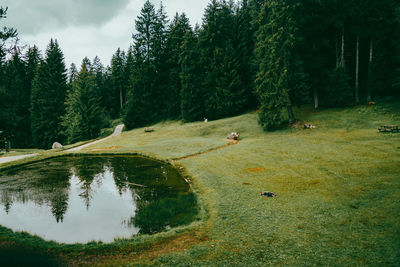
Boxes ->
[0,155,197,244]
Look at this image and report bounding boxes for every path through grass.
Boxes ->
[1,98,399,266]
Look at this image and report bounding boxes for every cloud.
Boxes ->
[5,0,210,68]
[1,0,130,34]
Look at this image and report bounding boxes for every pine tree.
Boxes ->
[62,59,106,143]
[165,13,192,119]
[153,3,170,118]
[199,0,236,119]
[124,0,167,129]
[255,1,298,130]
[0,6,18,146]
[180,29,205,122]
[110,48,126,117]
[90,56,108,115]
[0,7,17,46]
[31,39,67,148]
[68,63,78,85]
[0,53,21,144]
[231,0,258,113]
[9,51,30,147]
[25,46,41,86]
[124,47,134,113]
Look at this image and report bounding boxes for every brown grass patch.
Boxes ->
[246,167,266,173]
[137,233,207,260]
[65,231,208,266]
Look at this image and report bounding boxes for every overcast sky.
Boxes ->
[2,0,210,67]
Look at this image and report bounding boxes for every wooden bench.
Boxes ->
[378,125,399,133]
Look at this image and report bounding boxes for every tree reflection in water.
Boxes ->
[0,155,198,238]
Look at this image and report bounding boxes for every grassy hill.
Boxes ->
[1,98,400,266]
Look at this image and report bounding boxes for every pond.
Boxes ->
[0,155,197,244]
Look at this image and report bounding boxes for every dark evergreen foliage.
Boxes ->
[255,0,298,130]
[180,30,205,122]
[6,52,30,147]
[62,60,106,143]
[30,39,67,148]
[165,13,192,119]
[0,7,17,45]
[1,1,400,146]
[110,48,127,117]
[123,0,169,129]
[68,63,78,85]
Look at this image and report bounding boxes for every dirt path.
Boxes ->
[0,125,125,165]
[172,140,240,161]
[66,124,125,152]
[0,153,38,165]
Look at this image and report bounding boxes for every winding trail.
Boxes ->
[0,153,38,165]
[66,124,125,152]
[172,140,240,161]
[0,124,125,166]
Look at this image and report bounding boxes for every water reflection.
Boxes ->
[0,155,197,243]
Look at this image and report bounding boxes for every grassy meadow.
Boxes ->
[0,98,399,266]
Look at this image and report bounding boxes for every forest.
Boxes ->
[0,0,399,149]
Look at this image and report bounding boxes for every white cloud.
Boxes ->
[5,0,210,67]
[2,0,130,34]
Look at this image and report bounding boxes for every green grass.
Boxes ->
[1,98,399,266]
[0,149,43,158]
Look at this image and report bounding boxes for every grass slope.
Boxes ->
[1,98,399,266]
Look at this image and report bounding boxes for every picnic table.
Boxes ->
[378,125,400,133]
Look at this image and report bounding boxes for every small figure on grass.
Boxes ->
[303,124,316,129]
[260,191,277,197]
[227,132,239,141]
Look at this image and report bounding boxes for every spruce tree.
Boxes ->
[165,13,192,119]
[91,56,108,113]
[31,39,67,148]
[0,54,19,145]
[0,7,17,45]
[0,6,18,145]
[234,0,258,111]
[180,29,205,122]
[153,3,169,118]
[20,46,41,147]
[124,0,166,129]
[25,46,41,86]
[110,48,126,117]
[8,51,30,147]
[199,0,236,119]
[68,63,78,85]
[62,60,106,143]
[255,1,298,130]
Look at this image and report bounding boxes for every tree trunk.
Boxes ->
[355,33,360,104]
[313,42,319,109]
[287,106,295,124]
[313,87,319,109]
[367,39,373,101]
[335,31,339,68]
[120,89,123,110]
[340,26,345,67]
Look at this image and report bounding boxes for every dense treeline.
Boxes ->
[0,1,399,148]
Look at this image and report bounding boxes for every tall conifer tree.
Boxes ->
[166,13,192,119]
[31,39,67,148]
[124,0,169,128]
[62,59,106,143]
[180,29,205,122]
[255,1,298,130]
[111,48,127,116]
